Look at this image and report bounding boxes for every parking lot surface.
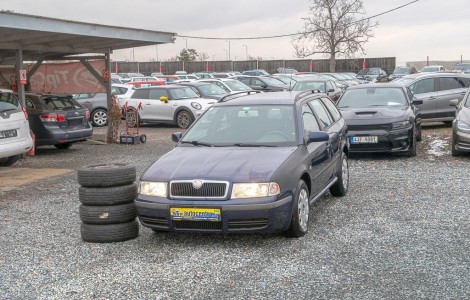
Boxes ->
[0,123,469,299]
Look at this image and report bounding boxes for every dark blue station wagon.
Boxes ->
[135,90,350,237]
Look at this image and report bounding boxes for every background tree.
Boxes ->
[292,0,377,72]
[198,52,209,61]
[177,48,198,62]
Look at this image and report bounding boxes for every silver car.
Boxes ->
[450,90,470,156]
[394,73,470,123]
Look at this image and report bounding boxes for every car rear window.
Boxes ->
[41,96,82,110]
[0,92,20,112]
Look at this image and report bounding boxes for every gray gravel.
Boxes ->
[1,123,469,300]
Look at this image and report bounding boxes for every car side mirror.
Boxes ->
[172,132,183,142]
[449,99,459,106]
[160,96,168,103]
[307,131,329,143]
[412,98,423,105]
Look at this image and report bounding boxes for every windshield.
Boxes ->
[453,64,470,71]
[464,92,470,108]
[262,77,287,87]
[0,92,20,112]
[225,80,252,91]
[197,84,227,96]
[392,77,415,86]
[421,67,439,72]
[292,81,326,92]
[41,96,82,110]
[393,67,411,74]
[181,105,296,146]
[337,87,408,108]
[169,87,199,99]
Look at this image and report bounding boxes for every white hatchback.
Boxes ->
[0,89,33,166]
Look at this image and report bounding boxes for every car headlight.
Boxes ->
[457,120,470,134]
[391,120,411,130]
[191,102,202,110]
[231,182,280,199]
[139,181,167,197]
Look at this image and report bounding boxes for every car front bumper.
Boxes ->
[347,126,414,153]
[453,128,470,153]
[135,194,293,234]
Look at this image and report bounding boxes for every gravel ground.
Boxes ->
[0,123,469,300]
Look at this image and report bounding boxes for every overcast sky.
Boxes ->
[3,0,470,65]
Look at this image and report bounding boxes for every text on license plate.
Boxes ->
[170,207,221,221]
[350,136,378,144]
[0,129,17,139]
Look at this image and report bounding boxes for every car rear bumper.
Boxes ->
[347,127,414,153]
[0,136,33,158]
[35,126,93,146]
[135,195,293,234]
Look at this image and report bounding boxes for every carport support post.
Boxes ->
[15,49,25,108]
[105,51,113,143]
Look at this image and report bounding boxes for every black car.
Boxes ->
[135,90,349,237]
[24,93,93,149]
[230,75,289,92]
[176,82,229,100]
[291,78,343,101]
[336,84,422,156]
[388,66,418,81]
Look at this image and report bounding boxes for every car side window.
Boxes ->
[253,79,264,87]
[132,89,150,99]
[149,89,168,100]
[438,77,464,91]
[326,81,333,91]
[187,86,200,96]
[25,98,35,109]
[301,103,320,139]
[409,78,435,94]
[239,78,251,85]
[309,99,333,128]
[321,97,341,122]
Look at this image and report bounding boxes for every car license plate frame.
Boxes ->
[170,207,221,222]
[349,136,378,144]
[0,129,17,139]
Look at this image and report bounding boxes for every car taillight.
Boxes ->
[85,111,90,121]
[22,106,28,120]
[40,113,65,122]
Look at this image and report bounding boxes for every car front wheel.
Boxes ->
[176,110,193,129]
[286,180,309,238]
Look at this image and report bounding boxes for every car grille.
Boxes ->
[68,118,84,126]
[348,124,391,131]
[170,180,229,199]
[173,220,223,230]
[139,215,169,228]
[350,142,392,151]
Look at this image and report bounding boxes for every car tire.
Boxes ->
[176,110,193,129]
[329,151,349,197]
[79,203,137,225]
[286,180,309,238]
[0,155,19,167]
[54,143,73,149]
[405,127,417,157]
[416,124,422,142]
[91,108,108,127]
[79,183,137,206]
[451,134,460,157]
[77,163,136,187]
[139,134,147,143]
[80,220,139,243]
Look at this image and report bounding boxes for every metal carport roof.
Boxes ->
[0,11,176,64]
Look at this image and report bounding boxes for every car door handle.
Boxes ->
[428,96,436,100]
[145,103,151,105]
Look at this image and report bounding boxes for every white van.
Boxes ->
[0,89,33,166]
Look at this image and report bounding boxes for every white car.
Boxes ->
[198,78,252,94]
[0,89,33,166]
[124,86,216,129]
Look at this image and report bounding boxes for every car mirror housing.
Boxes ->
[172,132,183,143]
[449,99,459,106]
[307,131,329,144]
[160,96,168,102]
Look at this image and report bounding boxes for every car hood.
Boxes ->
[141,146,297,182]
[339,107,409,124]
[458,106,470,122]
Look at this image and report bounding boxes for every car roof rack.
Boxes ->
[217,90,262,103]
[294,89,323,102]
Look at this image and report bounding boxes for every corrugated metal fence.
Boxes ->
[112,57,396,75]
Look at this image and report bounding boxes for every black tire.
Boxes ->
[79,184,137,206]
[0,155,19,166]
[79,203,137,224]
[404,127,417,157]
[451,134,460,157]
[176,110,193,129]
[77,163,136,187]
[80,220,139,243]
[91,108,108,127]
[416,124,422,142]
[286,180,309,238]
[139,134,147,143]
[54,143,73,149]
[329,151,349,197]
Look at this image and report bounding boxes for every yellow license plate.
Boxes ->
[170,207,221,221]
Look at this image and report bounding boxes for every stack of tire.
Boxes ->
[77,163,139,243]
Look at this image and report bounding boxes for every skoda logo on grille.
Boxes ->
[192,180,203,189]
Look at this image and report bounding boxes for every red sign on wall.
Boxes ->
[19,70,27,85]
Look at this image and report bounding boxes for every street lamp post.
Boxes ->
[183,38,188,49]
[226,40,231,60]
[243,45,248,60]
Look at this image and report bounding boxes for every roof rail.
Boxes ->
[218,90,262,103]
[293,89,323,102]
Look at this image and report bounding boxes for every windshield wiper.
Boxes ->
[232,143,276,147]
[180,140,213,147]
